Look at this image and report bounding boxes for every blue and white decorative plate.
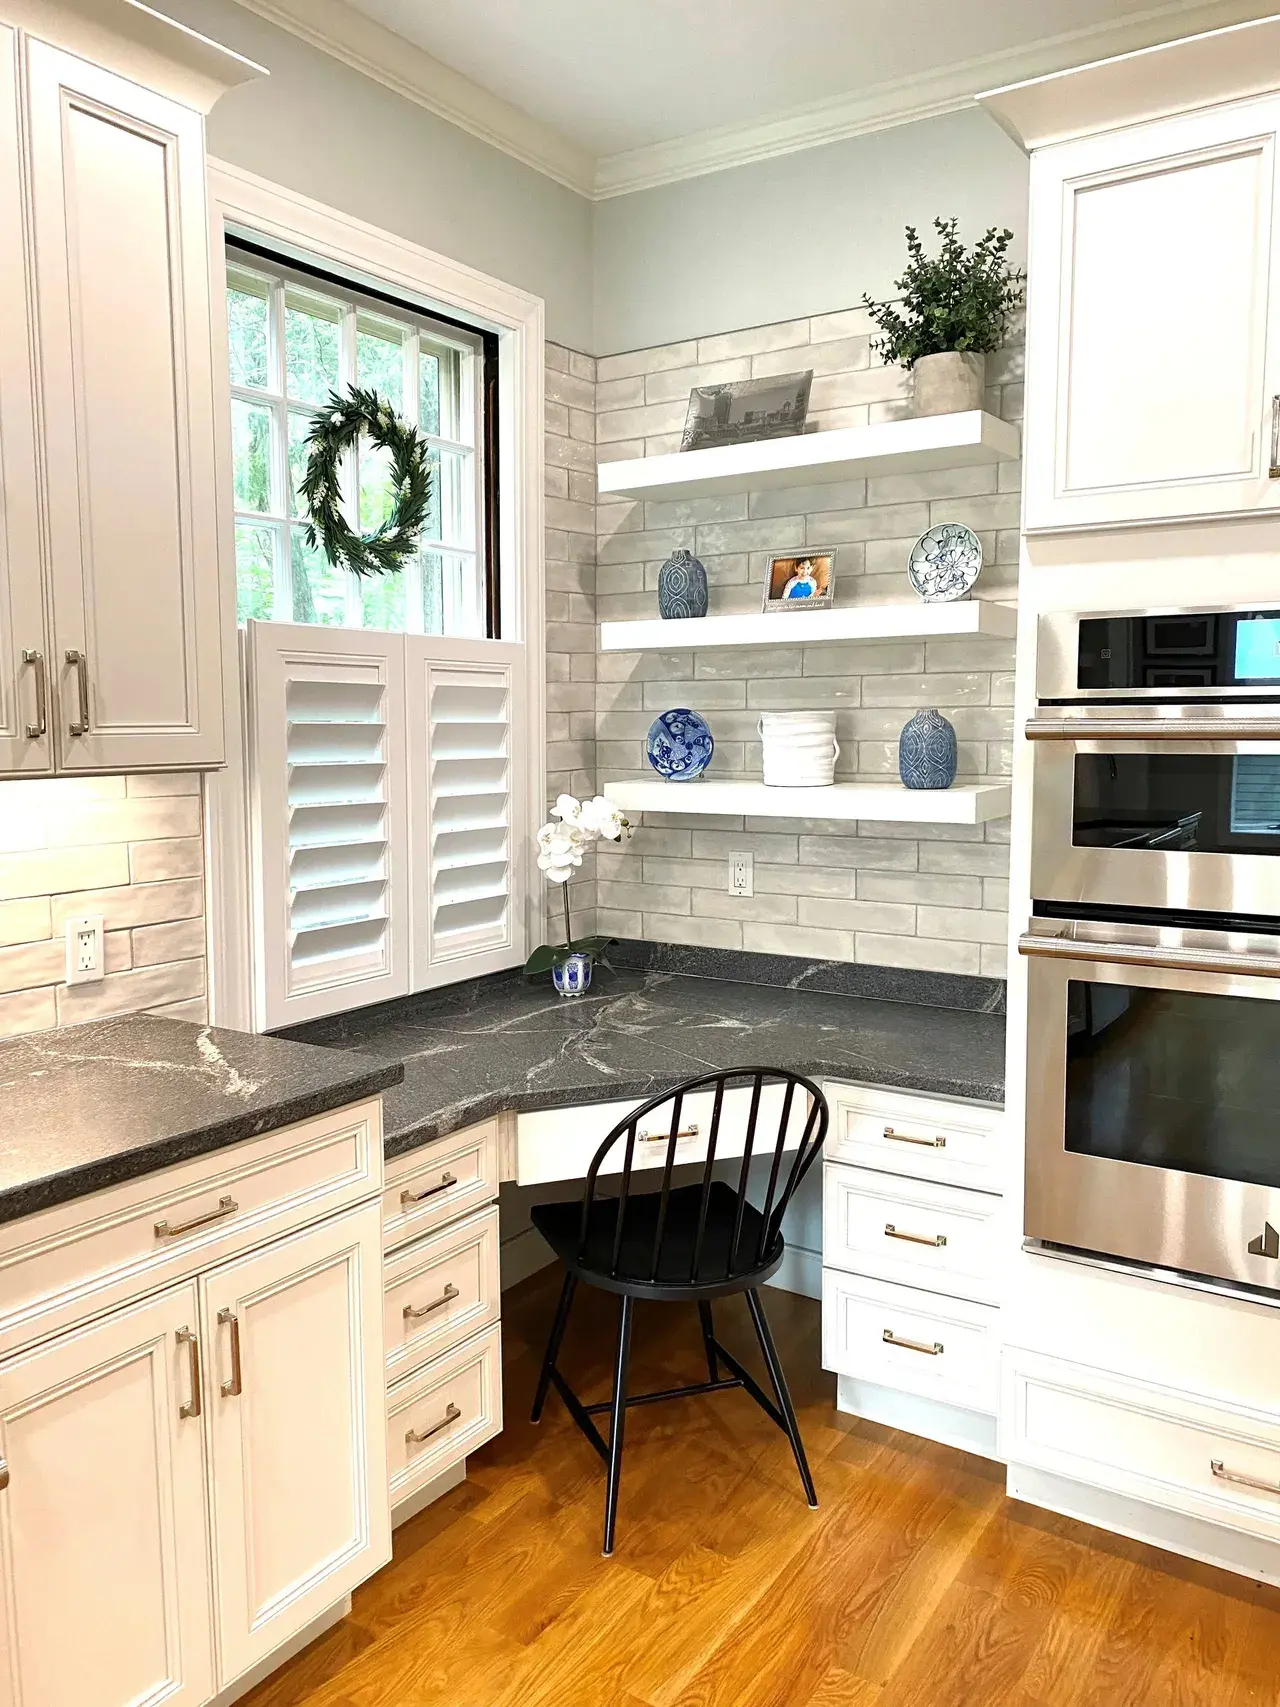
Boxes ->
[646,709,713,781]
[907,522,983,603]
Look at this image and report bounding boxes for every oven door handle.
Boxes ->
[1025,716,1280,741]
[1018,932,1280,980]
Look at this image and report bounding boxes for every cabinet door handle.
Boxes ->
[21,649,46,739]
[883,1125,946,1149]
[406,1401,461,1447]
[218,1307,243,1397]
[882,1329,943,1356]
[1270,396,1280,479]
[176,1327,202,1419]
[65,649,90,737]
[403,1283,459,1321]
[0,1457,8,1490]
[639,1124,699,1143]
[401,1173,457,1206]
[154,1194,238,1240]
[1211,1458,1280,1496]
[885,1222,948,1248]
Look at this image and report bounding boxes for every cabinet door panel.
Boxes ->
[202,1204,389,1689]
[0,26,51,776]
[1025,97,1280,529]
[25,39,223,770]
[0,1283,213,1707]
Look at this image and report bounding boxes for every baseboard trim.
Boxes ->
[211,1596,352,1706]
[836,1374,1000,1460]
[391,1455,467,1529]
[501,1224,555,1290]
[767,1243,822,1300]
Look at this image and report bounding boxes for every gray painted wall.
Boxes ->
[592,109,1030,356]
[152,0,595,349]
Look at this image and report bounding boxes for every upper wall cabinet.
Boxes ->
[0,4,260,773]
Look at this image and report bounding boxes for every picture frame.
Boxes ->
[762,551,836,613]
[681,371,813,452]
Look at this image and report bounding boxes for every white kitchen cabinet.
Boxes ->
[0,1281,215,1707]
[202,1202,390,1688]
[1023,94,1280,531]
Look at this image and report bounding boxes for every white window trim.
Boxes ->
[204,158,546,1030]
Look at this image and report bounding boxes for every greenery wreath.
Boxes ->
[299,384,432,579]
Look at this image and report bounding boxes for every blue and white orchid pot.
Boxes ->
[551,952,593,997]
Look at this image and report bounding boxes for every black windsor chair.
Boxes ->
[528,1066,829,1554]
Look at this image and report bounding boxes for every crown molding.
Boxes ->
[229,0,1274,203]
[227,0,595,196]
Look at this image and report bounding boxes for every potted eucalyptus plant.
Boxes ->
[524,794,631,996]
[863,218,1025,417]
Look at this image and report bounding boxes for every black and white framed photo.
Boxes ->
[762,550,836,613]
[680,371,813,452]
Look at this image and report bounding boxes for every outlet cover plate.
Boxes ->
[65,914,105,986]
[729,852,753,897]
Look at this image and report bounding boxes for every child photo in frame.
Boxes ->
[763,551,836,612]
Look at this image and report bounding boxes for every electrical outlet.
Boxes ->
[729,852,753,897]
[65,914,105,986]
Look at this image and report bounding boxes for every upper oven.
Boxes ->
[1030,607,1280,914]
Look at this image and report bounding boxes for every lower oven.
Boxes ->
[1021,913,1280,1290]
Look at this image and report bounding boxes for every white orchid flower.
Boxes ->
[579,796,629,842]
[536,820,585,883]
[550,793,584,827]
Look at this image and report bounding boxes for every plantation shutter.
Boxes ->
[245,623,529,1028]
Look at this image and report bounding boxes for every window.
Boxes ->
[225,245,494,637]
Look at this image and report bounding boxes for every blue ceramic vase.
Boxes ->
[551,952,592,997]
[657,548,708,619]
[899,708,957,790]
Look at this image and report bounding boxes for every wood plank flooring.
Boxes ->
[242,1269,1280,1707]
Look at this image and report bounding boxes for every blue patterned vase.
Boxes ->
[657,548,708,619]
[551,952,593,997]
[898,708,958,790]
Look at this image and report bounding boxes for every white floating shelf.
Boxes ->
[603,779,1012,825]
[597,410,1020,501]
[600,599,1017,653]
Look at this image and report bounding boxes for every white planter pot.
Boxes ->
[759,712,840,788]
[912,351,986,417]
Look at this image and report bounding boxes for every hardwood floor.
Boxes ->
[242,1268,1280,1707]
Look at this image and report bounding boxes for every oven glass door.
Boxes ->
[1030,736,1280,912]
[1023,925,1280,1288]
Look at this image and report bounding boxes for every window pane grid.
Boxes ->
[227,251,486,637]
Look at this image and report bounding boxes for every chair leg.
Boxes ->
[697,1300,718,1381]
[602,1294,635,1556]
[745,1287,818,1509]
[531,1270,578,1423]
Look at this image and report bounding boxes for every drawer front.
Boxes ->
[383,1121,499,1251]
[1004,1350,1280,1545]
[0,1099,382,1359]
[823,1164,1002,1304]
[387,1323,502,1506]
[822,1269,998,1414]
[383,1206,499,1381]
[516,1080,813,1188]
[824,1081,1003,1194]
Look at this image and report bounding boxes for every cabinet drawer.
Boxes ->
[824,1082,1002,1194]
[1004,1350,1280,1545]
[823,1164,1001,1304]
[822,1269,998,1414]
[387,1323,502,1507]
[383,1122,499,1251]
[0,1099,382,1359]
[383,1206,499,1381]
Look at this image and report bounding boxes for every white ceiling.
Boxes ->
[246,0,1279,194]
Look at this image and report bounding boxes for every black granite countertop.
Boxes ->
[286,962,1006,1159]
[0,1015,404,1224]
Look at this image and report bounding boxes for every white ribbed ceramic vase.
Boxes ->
[759,712,840,787]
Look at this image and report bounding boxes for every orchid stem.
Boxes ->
[562,879,572,950]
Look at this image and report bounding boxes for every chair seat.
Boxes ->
[531,1180,784,1299]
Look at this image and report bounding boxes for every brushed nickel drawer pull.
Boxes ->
[0,1457,8,1490]
[1270,395,1280,479]
[404,1283,459,1321]
[882,1329,943,1356]
[883,1126,946,1149]
[218,1308,243,1397]
[885,1222,947,1248]
[155,1195,238,1240]
[639,1124,699,1143]
[401,1173,457,1206]
[22,649,45,739]
[406,1401,461,1447]
[1211,1458,1280,1496]
[176,1327,201,1419]
[65,648,89,737]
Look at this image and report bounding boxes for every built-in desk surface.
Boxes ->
[284,964,1006,1160]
